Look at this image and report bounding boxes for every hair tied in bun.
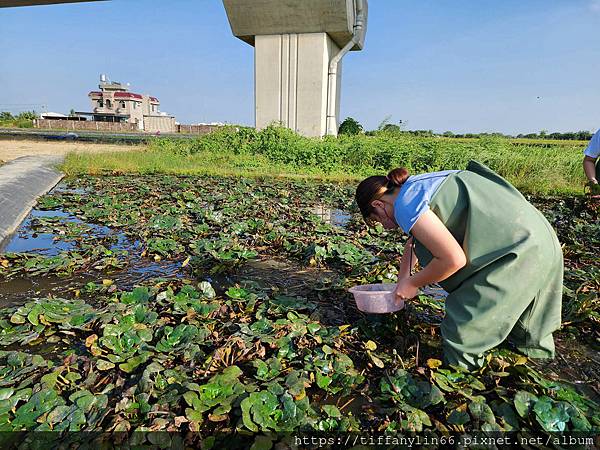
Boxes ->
[386,167,410,187]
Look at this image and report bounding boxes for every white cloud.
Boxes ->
[590,0,600,13]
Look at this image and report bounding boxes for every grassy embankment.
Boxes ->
[62,126,589,195]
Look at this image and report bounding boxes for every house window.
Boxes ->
[120,101,126,108]
[98,99,104,107]
[106,99,112,108]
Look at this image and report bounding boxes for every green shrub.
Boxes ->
[120,125,587,194]
[338,117,363,135]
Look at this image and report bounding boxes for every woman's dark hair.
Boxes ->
[355,167,410,220]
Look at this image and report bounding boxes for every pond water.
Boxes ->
[0,199,350,320]
[309,204,352,227]
[0,197,184,307]
[1,210,76,255]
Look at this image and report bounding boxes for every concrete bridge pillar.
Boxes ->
[223,0,368,137]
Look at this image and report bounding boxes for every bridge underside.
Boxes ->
[0,1,105,8]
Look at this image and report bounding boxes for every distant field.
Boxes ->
[440,137,589,147]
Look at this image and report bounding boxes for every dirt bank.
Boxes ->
[0,139,143,163]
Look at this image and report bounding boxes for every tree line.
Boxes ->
[338,117,595,141]
[0,111,37,128]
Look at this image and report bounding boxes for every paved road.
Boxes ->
[0,155,64,247]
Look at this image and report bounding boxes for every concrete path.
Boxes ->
[0,155,64,247]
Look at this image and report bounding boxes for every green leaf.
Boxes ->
[533,396,571,432]
[226,287,248,300]
[514,390,538,418]
[250,435,273,450]
[185,407,203,423]
[0,389,14,401]
[119,354,149,373]
[322,405,342,418]
[241,396,258,432]
[27,306,41,326]
[121,287,151,304]
[469,401,496,424]
[447,409,470,425]
[316,372,332,389]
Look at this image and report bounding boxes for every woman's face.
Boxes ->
[368,199,397,230]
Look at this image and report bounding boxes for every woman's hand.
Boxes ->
[395,277,419,304]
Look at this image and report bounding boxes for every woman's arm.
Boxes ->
[583,156,598,183]
[395,210,466,300]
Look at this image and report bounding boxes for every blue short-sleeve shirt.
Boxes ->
[393,170,461,233]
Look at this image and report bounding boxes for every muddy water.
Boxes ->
[204,257,354,326]
[213,258,340,294]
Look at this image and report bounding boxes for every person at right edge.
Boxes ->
[355,161,564,370]
[583,128,600,196]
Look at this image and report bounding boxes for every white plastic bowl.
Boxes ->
[348,283,404,314]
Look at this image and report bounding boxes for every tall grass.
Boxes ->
[62,126,588,195]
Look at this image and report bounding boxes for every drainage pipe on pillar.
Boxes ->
[325,0,365,136]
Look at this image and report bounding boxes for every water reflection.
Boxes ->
[309,204,351,227]
[0,208,127,255]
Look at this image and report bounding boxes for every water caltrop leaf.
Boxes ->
[96,360,115,371]
[426,358,442,369]
[447,409,470,425]
[316,372,332,389]
[250,435,274,450]
[240,396,258,432]
[322,405,342,418]
[533,396,571,432]
[10,314,25,325]
[368,351,385,368]
[514,391,538,418]
[0,389,14,401]
[468,401,496,424]
[364,340,377,351]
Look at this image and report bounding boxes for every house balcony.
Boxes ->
[94,107,116,114]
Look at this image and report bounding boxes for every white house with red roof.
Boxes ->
[85,75,175,132]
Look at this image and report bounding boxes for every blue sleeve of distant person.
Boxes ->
[584,129,600,158]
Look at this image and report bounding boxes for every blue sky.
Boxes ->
[1,0,599,134]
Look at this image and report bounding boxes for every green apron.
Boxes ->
[412,160,563,369]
